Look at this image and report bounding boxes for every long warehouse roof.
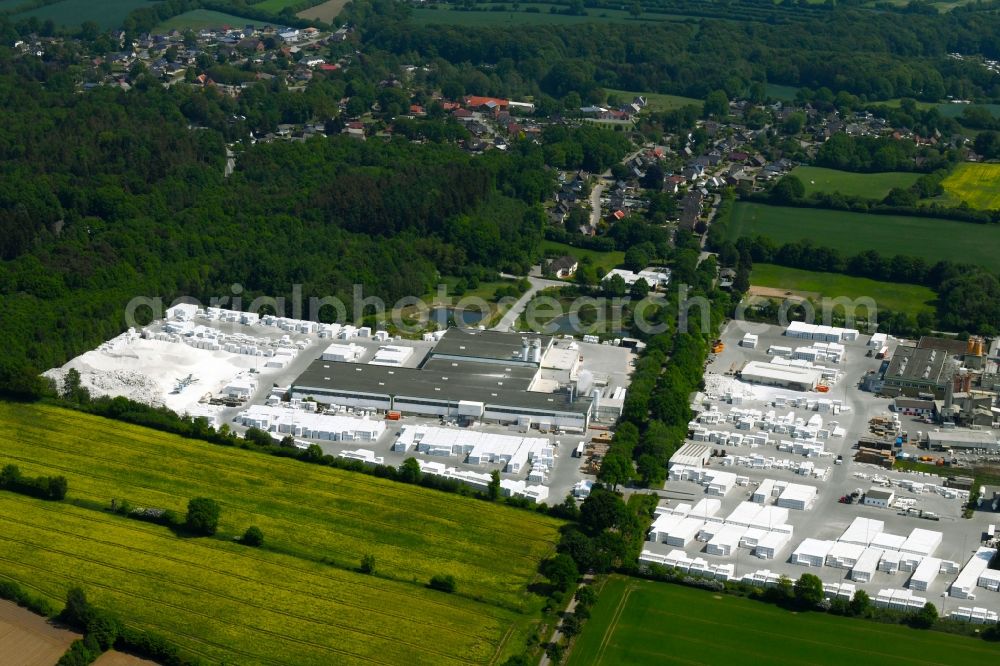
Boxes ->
[293,358,591,415]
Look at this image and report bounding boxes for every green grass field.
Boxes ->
[751,263,937,315]
[0,403,562,664]
[790,166,922,200]
[765,83,800,101]
[411,5,665,26]
[540,240,625,274]
[297,0,349,21]
[254,0,304,12]
[154,9,260,32]
[727,202,1000,271]
[605,89,701,112]
[567,577,997,666]
[940,163,1000,210]
[15,0,149,30]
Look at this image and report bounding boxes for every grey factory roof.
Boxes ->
[884,345,958,386]
[293,358,591,415]
[427,328,553,365]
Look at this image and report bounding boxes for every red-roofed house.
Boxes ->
[463,95,509,109]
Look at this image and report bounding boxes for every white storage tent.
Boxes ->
[850,547,884,583]
[665,517,705,547]
[908,556,941,591]
[739,527,768,549]
[755,530,792,560]
[706,471,738,496]
[648,513,685,543]
[792,538,835,567]
[900,528,943,557]
[871,531,906,551]
[826,542,866,569]
[776,482,817,510]
[689,498,722,520]
[950,547,996,599]
[706,524,746,556]
[724,501,764,527]
[839,517,885,547]
[878,549,902,574]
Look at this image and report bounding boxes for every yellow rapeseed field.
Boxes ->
[0,403,563,664]
[941,162,1000,210]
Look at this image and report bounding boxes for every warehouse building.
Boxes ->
[927,429,998,452]
[881,345,960,397]
[739,361,822,392]
[238,404,386,441]
[291,329,595,430]
[784,322,859,342]
[863,488,895,508]
[668,442,713,469]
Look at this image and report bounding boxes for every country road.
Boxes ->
[493,274,564,332]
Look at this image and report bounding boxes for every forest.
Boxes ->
[0,47,630,397]
[355,0,1000,107]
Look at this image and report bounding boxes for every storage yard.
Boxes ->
[641,321,1000,621]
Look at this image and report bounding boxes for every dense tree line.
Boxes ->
[354,0,1000,107]
[0,463,67,500]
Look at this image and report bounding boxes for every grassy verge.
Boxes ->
[750,263,937,316]
[566,576,998,665]
[727,202,1000,271]
[789,166,922,200]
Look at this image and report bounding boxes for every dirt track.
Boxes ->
[0,599,79,666]
[747,285,818,302]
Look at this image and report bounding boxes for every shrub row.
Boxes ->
[0,463,67,500]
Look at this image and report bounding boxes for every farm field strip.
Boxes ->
[0,405,558,607]
[789,166,921,200]
[0,428,539,554]
[0,497,504,626]
[750,263,937,315]
[0,494,507,665]
[0,444,537,609]
[726,202,1000,271]
[940,163,1000,210]
[567,577,998,666]
[0,502,504,632]
[153,9,261,32]
[15,0,151,30]
[297,0,349,21]
[0,403,562,664]
[19,407,558,540]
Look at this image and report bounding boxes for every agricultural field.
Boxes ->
[0,599,79,666]
[727,202,1000,271]
[0,403,563,664]
[539,240,625,275]
[410,5,665,26]
[567,576,997,665]
[605,89,701,112]
[297,0,349,21]
[789,166,922,200]
[940,163,1000,210]
[765,83,800,101]
[750,263,937,316]
[14,0,149,30]
[154,9,260,32]
[255,0,304,12]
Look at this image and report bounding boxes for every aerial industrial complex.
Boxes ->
[48,305,635,504]
[641,320,1000,623]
